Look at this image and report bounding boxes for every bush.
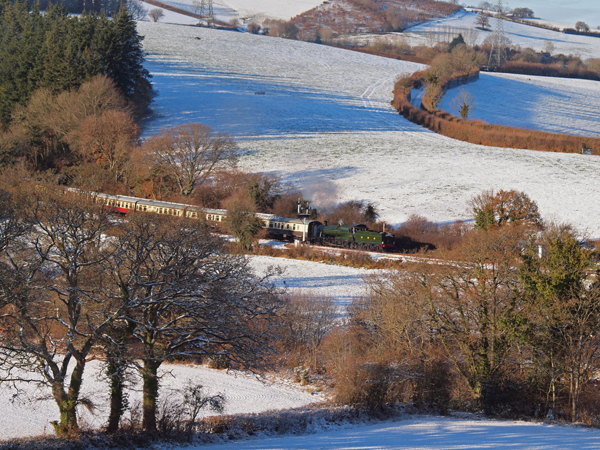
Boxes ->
[247,22,261,34]
[333,359,404,410]
[411,354,452,414]
[481,375,537,418]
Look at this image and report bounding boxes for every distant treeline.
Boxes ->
[0,0,152,126]
[25,0,126,15]
[497,61,600,81]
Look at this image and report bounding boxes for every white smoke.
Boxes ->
[300,177,339,212]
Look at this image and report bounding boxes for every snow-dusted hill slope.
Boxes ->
[0,360,321,440]
[439,72,600,138]
[140,1,199,25]
[139,22,600,236]
[144,0,324,23]
[402,10,600,60]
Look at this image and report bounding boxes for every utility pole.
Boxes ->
[488,0,507,68]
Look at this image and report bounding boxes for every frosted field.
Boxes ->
[139,22,600,236]
[184,417,600,450]
[401,10,600,60]
[248,255,375,311]
[194,416,600,450]
[515,0,600,28]
[0,359,321,441]
[440,72,600,138]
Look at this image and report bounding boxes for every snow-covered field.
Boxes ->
[0,360,321,441]
[248,255,375,311]
[400,10,600,60]
[139,22,600,236]
[196,416,600,449]
[193,416,600,449]
[440,72,600,138]
[512,0,600,30]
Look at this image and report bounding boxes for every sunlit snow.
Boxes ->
[0,360,321,440]
[440,72,600,137]
[138,22,600,237]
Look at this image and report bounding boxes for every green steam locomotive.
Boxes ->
[313,222,395,252]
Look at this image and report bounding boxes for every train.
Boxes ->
[94,192,395,252]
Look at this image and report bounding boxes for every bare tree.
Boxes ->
[143,123,238,196]
[148,8,165,22]
[462,28,480,47]
[108,214,280,431]
[223,193,263,251]
[512,7,534,18]
[192,0,202,15]
[475,11,491,30]
[279,294,338,369]
[450,89,475,120]
[544,41,555,55]
[575,21,590,32]
[126,0,147,20]
[0,192,121,435]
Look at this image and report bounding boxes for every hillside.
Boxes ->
[401,9,600,60]
[439,72,600,138]
[138,21,600,237]
[290,0,461,37]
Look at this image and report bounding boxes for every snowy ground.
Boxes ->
[399,10,600,60]
[193,416,600,449]
[248,255,375,311]
[138,22,600,237]
[0,360,321,441]
[440,72,600,138]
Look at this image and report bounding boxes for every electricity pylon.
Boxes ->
[199,0,214,26]
[488,0,508,67]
